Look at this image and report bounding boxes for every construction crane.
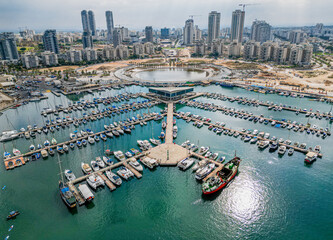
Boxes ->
[189,15,201,20]
[238,3,260,11]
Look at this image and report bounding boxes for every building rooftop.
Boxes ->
[149,87,193,94]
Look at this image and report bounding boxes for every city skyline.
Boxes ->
[1,0,333,32]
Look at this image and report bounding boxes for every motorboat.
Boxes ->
[278,146,287,155]
[211,153,219,160]
[149,138,161,146]
[3,151,11,159]
[103,156,113,166]
[64,169,76,181]
[192,159,208,171]
[288,148,294,156]
[0,130,19,142]
[177,158,195,171]
[63,144,69,152]
[13,148,21,156]
[125,151,133,158]
[29,144,35,151]
[70,133,76,140]
[86,174,105,190]
[269,141,278,152]
[57,146,64,154]
[258,140,269,149]
[59,181,76,208]
[198,146,210,155]
[96,157,106,168]
[91,160,100,171]
[105,170,122,186]
[88,137,95,144]
[304,152,317,164]
[7,210,20,220]
[114,151,126,161]
[140,157,158,169]
[117,166,134,180]
[129,158,143,171]
[81,162,93,174]
[69,143,75,149]
[51,138,57,145]
[195,163,215,180]
[44,140,50,147]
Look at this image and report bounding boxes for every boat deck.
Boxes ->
[67,183,85,206]
[123,162,142,179]
[96,172,116,191]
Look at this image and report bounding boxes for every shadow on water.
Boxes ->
[85,201,95,209]
[68,207,78,215]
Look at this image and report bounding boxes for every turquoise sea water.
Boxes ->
[0,85,333,239]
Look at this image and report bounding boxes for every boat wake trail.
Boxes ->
[192,199,202,205]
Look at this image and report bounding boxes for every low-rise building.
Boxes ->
[67,49,82,63]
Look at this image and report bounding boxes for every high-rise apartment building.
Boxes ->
[21,53,39,69]
[145,26,153,43]
[113,28,122,47]
[0,32,19,61]
[67,49,82,63]
[183,19,194,45]
[208,11,221,43]
[251,20,271,43]
[88,10,96,36]
[41,51,58,66]
[43,30,60,54]
[230,10,245,43]
[106,11,114,42]
[81,10,90,33]
[194,25,202,41]
[82,31,93,49]
[289,30,306,44]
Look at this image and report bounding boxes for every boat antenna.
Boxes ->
[234,150,237,157]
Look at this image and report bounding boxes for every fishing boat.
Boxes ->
[105,170,122,186]
[129,158,143,171]
[59,181,76,208]
[86,174,105,190]
[195,163,215,180]
[81,162,93,174]
[7,210,20,220]
[177,158,195,171]
[202,156,241,195]
[140,157,158,169]
[117,166,134,180]
[64,169,76,181]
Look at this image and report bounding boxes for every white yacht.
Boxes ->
[149,138,161,146]
[12,148,21,156]
[177,158,195,171]
[278,145,287,155]
[86,174,105,190]
[91,160,100,171]
[88,137,95,144]
[0,130,19,142]
[192,159,208,171]
[114,151,126,161]
[129,158,143,172]
[105,170,122,186]
[195,163,215,180]
[103,156,113,166]
[81,162,93,175]
[140,157,158,169]
[117,167,134,180]
[64,169,76,181]
[96,157,106,168]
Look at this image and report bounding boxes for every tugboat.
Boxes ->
[202,156,241,195]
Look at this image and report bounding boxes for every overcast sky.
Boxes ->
[0,0,332,32]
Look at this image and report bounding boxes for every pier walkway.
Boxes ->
[165,102,174,144]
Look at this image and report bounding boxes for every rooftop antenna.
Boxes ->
[238,3,260,11]
[189,15,201,20]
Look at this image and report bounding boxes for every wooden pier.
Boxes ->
[96,172,116,191]
[123,161,142,179]
[165,102,174,144]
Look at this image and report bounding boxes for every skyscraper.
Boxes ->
[251,20,271,43]
[43,29,60,54]
[106,11,114,42]
[183,19,194,45]
[88,10,96,36]
[0,32,19,61]
[208,11,221,43]
[145,26,153,43]
[231,10,245,43]
[161,28,170,39]
[82,31,93,49]
[113,28,122,47]
[81,10,89,33]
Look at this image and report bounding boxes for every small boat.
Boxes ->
[149,138,161,146]
[162,121,166,129]
[86,174,105,190]
[51,138,57,145]
[105,170,122,186]
[48,148,55,155]
[88,137,95,144]
[304,152,317,164]
[64,169,76,181]
[91,160,100,172]
[59,181,76,208]
[278,146,287,155]
[41,149,48,158]
[69,143,75,149]
[100,134,107,141]
[63,144,69,152]
[288,148,294,156]
[192,159,208,171]
[96,157,106,168]
[81,162,93,174]
[12,148,21,156]
[57,146,64,154]
[129,158,143,171]
[177,157,195,171]
[198,146,210,155]
[7,211,20,220]
[8,225,14,231]
[103,156,113,165]
[44,140,50,147]
[29,144,35,151]
[159,132,165,139]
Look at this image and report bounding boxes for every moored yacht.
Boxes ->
[64,169,76,181]
[195,163,215,180]
[86,174,105,190]
[177,158,195,171]
[105,170,122,186]
[129,158,143,171]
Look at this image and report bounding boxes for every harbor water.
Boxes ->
[0,85,333,239]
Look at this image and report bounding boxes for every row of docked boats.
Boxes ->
[202,92,332,120]
[183,99,331,138]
